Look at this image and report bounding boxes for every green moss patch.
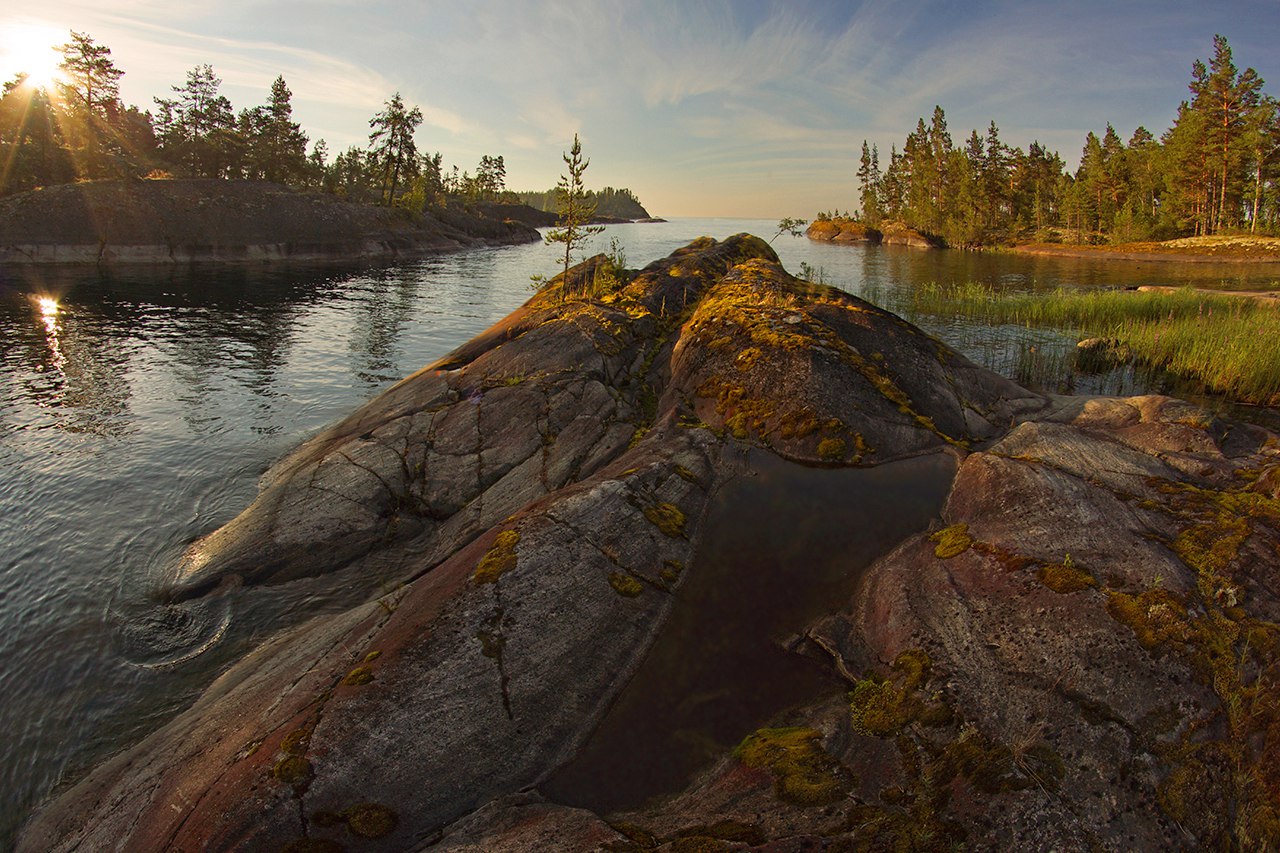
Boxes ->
[343,802,398,839]
[734,727,847,806]
[850,649,936,737]
[313,802,399,840]
[608,571,645,597]
[341,665,374,687]
[272,755,313,786]
[474,529,520,584]
[280,728,311,755]
[1106,588,1192,650]
[643,502,686,538]
[1038,556,1097,594]
[817,437,846,460]
[930,523,972,559]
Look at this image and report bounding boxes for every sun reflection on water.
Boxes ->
[35,295,66,382]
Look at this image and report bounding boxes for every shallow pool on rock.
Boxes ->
[541,448,957,813]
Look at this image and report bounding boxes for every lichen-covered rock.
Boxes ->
[22,236,1280,852]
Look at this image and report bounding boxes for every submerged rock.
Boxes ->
[20,237,1280,852]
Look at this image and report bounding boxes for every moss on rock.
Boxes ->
[474,529,520,584]
[930,523,973,559]
[608,571,645,597]
[734,727,847,806]
[1038,555,1097,594]
[643,502,686,538]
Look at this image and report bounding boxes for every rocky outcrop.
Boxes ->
[0,179,541,264]
[806,217,880,244]
[806,217,945,249]
[20,236,1280,852]
[879,220,945,249]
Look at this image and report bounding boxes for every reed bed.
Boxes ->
[908,283,1280,405]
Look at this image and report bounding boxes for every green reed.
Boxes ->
[908,283,1280,405]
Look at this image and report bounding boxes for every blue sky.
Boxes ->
[2,0,1278,217]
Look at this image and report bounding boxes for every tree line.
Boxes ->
[849,35,1277,246]
[515,186,650,220]
[0,30,585,215]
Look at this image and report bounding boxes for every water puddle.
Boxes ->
[541,448,957,814]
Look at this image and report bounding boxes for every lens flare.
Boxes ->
[0,24,66,90]
[37,296,59,317]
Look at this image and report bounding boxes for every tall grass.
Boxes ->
[908,283,1280,405]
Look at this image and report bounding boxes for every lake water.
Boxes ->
[1,218,1276,842]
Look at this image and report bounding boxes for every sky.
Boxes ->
[1,0,1278,218]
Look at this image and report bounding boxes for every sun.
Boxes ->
[0,23,67,90]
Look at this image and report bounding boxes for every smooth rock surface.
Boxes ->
[20,236,1280,852]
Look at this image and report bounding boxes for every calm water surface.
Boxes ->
[1,218,1276,840]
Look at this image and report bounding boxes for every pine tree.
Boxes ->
[1243,95,1279,233]
[982,121,1010,229]
[368,93,423,206]
[544,133,605,294]
[154,65,237,178]
[242,76,309,184]
[56,31,123,120]
[856,140,882,225]
[474,154,507,200]
[1189,34,1264,232]
[1162,102,1213,235]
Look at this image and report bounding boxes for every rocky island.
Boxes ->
[0,179,541,265]
[19,236,1280,851]
[806,217,945,249]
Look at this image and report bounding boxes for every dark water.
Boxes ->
[542,450,956,813]
[1,219,1276,842]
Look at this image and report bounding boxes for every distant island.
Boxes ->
[514,186,658,223]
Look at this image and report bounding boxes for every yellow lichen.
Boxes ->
[474,529,520,584]
[280,728,311,755]
[735,346,762,371]
[1038,555,1097,594]
[272,755,313,786]
[931,523,973,559]
[817,437,846,461]
[609,571,645,597]
[643,502,686,538]
[341,665,374,687]
[1106,588,1192,650]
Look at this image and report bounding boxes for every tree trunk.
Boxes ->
[1252,156,1265,233]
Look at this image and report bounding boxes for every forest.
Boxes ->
[0,31,645,217]
[846,35,1278,247]
[515,187,650,220]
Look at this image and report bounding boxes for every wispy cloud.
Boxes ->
[4,0,1278,215]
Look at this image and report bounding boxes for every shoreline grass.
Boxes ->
[908,283,1280,406]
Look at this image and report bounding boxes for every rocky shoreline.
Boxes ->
[1010,241,1280,264]
[19,236,1280,851]
[0,179,542,266]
